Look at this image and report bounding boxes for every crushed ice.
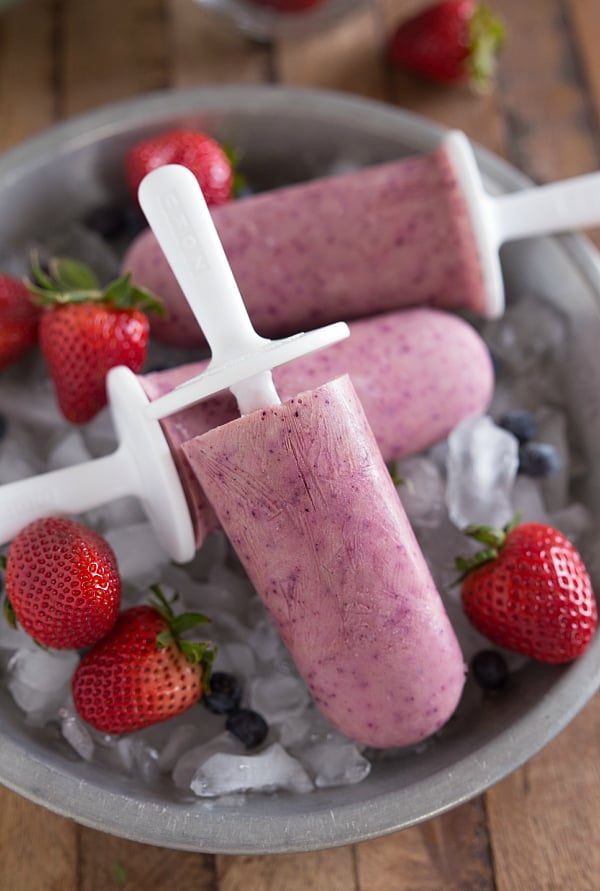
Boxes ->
[0,232,596,802]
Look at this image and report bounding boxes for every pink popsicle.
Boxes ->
[141,307,493,548]
[182,375,466,748]
[123,140,486,347]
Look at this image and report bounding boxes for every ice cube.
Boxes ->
[113,737,160,783]
[299,738,371,788]
[0,378,63,430]
[190,743,314,797]
[0,425,44,482]
[395,455,445,528]
[482,297,567,375]
[416,512,476,593]
[156,724,204,772]
[7,648,79,724]
[103,522,170,584]
[249,672,311,724]
[217,641,257,677]
[245,615,288,666]
[446,414,519,529]
[60,707,95,761]
[172,732,243,790]
[47,430,91,471]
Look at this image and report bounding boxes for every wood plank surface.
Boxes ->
[0,0,600,888]
[488,693,600,891]
[0,0,56,149]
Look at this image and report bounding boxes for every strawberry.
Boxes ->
[388,1,505,91]
[0,274,41,369]
[27,256,162,424]
[4,516,121,650]
[457,519,597,664]
[72,586,215,734]
[125,130,233,207]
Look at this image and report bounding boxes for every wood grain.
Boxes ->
[60,0,168,117]
[0,786,78,890]
[355,800,494,891]
[217,848,358,891]
[77,827,218,890]
[168,0,271,87]
[493,0,600,182]
[567,0,600,127]
[0,0,56,150]
[488,693,600,891]
[274,7,389,100]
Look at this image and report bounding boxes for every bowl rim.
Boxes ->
[1,84,600,854]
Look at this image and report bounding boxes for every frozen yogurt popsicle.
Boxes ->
[138,163,466,748]
[142,307,493,548]
[123,128,600,347]
[183,375,466,747]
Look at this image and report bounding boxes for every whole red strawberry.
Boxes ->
[458,519,597,664]
[388,1,505,91]
[4,516,121,650]
[125,130,233,207]
[72,586,215,734]
[0,274,40,369]
[27,256,162,424]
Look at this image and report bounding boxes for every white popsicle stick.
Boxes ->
[0,367,196,563]
[444,129,600,319]
[138,165,350,418]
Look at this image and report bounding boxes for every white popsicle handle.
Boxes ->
[138,165,350,418]
[444,130,600,319]
[492,171,600,243]
[0,368,196,563]
[138,164,266,364]
[0,448,135,544]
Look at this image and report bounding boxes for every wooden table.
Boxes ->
[1,0,600,887]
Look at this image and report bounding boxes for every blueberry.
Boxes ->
[498,409,537,444]
[83,203,146,240]
[518,441,561,478]
[225,708,269,749]
[471,650,509,691]
[83,204,129,239]
[203,671,243,715]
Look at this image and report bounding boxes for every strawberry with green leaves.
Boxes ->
[0,274,41,370]
[388,1,506,91]
[457,518,597,664]
[27,257,162,424]
[72,586,216,734]
[4,516,121,650]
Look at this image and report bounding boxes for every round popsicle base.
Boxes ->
[107,366,196,563]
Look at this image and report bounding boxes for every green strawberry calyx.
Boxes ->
[25,254,165,316]
[454,513,522,580]
[149,584,216,684]
[222,142,247,198]
[468,4,506,93]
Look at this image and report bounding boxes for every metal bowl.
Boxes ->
[1,85,600,854]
